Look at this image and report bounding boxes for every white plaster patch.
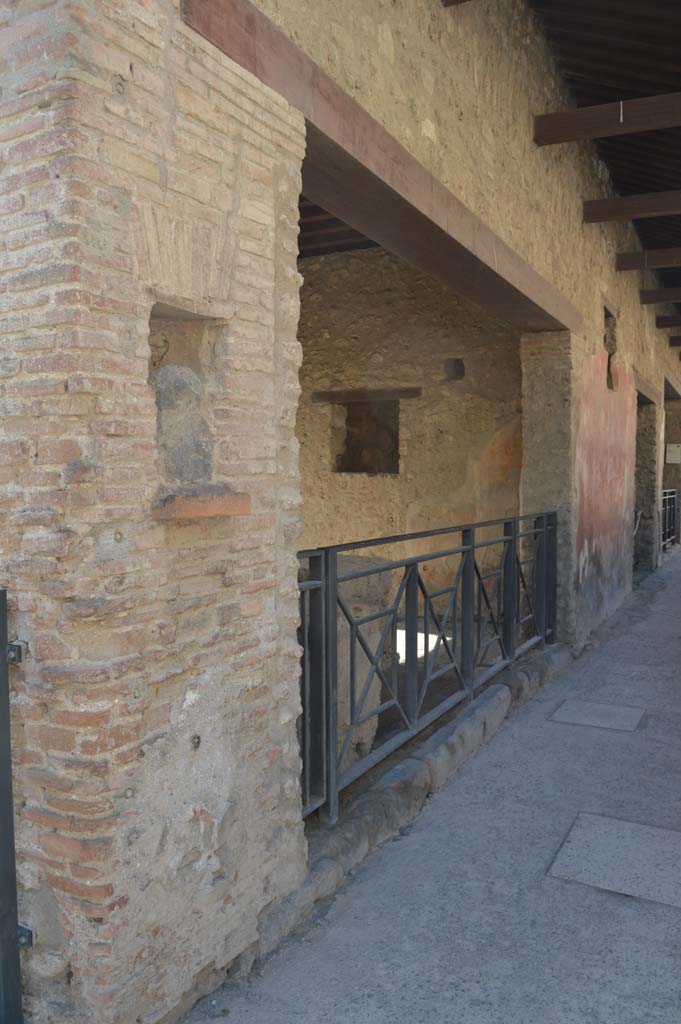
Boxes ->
[550,699,644,732]
[421,118,438,143]
[182,688,200,710]
[550,813,681,908]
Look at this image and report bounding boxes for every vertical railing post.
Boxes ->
[547,512,558,643]
[306,554,326,814]
[320,550,339,823]
[534,515,548,642]
[0,590,23,1024]
[404,565,419,728]
[461,528,475,692]
[502,518,517,662]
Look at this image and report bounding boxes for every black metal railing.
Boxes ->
[662,489,677,550]
[298,513,557,821]
[0,590,23,1023]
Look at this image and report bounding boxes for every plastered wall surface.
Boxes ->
[253,0,681,631]
[296,248,521,553]
[1,0,680,1022]
[0,1,307,1021]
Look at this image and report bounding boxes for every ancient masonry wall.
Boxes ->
[0,1,307,1021]
[253,0,681,637]
[296,248,522,551]
[634,402,662,571]
[0,0,679,1022]
[663,402,681,499]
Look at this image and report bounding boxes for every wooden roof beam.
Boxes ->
[535,91,681,146]
[657,316,681,328]
[617,248,681,272]
[584,190,681,223]
[183,0,582,335]
[669,337,681,347]
[641,287,681,305]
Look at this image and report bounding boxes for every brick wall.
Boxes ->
[0,1,307,1021]
[251,0,681,634]
[2,0,681,1020]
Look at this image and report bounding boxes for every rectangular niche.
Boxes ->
[148,301,250,521]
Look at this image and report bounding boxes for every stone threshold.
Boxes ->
[176,642,572,1021]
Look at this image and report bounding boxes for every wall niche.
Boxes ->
[148,302,250,521]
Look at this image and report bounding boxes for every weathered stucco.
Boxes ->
[253,0,681,632]
[297,248,521,552]
[575,353,637,634]
[2,0,681,1022]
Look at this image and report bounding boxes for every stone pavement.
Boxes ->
[186,557,681,1024]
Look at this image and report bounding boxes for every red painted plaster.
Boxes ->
[575,351,636,629]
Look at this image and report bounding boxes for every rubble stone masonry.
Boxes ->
[296,248,522,550]
[1,0,680,1021]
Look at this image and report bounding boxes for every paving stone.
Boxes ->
[550,699,645,732]
[549,813,681,909]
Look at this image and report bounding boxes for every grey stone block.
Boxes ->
[550,699,645,732]
[550,813,681,909]
[372,757,433,824]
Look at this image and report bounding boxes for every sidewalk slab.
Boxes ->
[550,812,681,909]
[549,699,645,731]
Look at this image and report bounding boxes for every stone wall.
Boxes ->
[253,0,681,635]
[2,0,681,1022]
[297,248,522,551]
[634,401,662,572]
[663,402,681,495]
[0,2,306,1021]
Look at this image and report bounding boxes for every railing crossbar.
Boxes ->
[298,511,558,822]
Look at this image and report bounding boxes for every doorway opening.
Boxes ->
[662,379,681,551]
[633,390,658,575]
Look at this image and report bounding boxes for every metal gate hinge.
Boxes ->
[18,925,33,949]
[6,643,22,665]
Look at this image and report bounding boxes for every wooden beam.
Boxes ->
[584,190,681,223]
[535,91,681,146]
[670,337,681,347]
[640,287,681,305]
[657,316,681,328]
[617,248,681,272]
[312,388,422,404]
[182,0,582,335]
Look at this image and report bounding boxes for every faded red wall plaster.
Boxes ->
[575,352,636,634]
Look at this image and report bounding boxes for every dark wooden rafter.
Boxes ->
[535,91,681,146]
[640,287,681,305]
[298,198,377,259]
[617,248,681,271]
[182,0,581,334]
[584,190,681,223]
[657,315,681,328]
[669,337,681,347]
[528,2,681,325]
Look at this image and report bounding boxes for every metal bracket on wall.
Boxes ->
[18,925,33,949]
[6,643,22,665]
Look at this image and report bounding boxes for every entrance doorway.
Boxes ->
[633,391,658,574]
